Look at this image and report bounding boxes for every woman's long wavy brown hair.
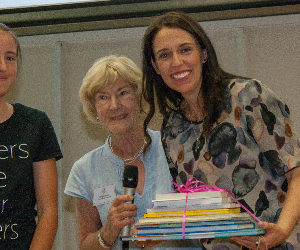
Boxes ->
[142,12,239,149]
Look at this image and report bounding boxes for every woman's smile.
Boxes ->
[110,113,127,121]
[152,27,206,100]
[171,70,191,80]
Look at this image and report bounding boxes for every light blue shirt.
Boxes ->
[65,129,202,249]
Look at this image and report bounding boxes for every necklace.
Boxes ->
[109,137,147,164]
[186,107,204,123]
[187,113,205,154]
[182,101,205,156]
[181,99,203,122]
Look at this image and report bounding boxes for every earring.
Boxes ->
[96,116,99,121]
[202,49,208,64]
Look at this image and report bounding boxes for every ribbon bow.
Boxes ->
[171,177,261,239]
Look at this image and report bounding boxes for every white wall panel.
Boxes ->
[244,23,300,136]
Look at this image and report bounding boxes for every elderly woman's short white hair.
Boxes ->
[79,55,142,123]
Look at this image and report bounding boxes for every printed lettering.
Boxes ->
[0,143,29,160]
[0,223,19,240]
[0,224,10,240]
[0,142,28,243]
[10,224,18,240]
[19,144,29,159]
[0,145,8,160]
[0,172,6,189]
[9,144,17,159]
[1,199,8,213]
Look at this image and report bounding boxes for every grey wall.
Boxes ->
[7,13,300,249]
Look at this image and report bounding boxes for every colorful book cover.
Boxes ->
[138,212,251,224]
[137,221,255,235]
[136,219,253,228]
[123,228,265,241]
[144,207,241,218]
[153,197,233,207]
[155,191,228,201]
[147,202,240,213]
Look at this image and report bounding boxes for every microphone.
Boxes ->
[121,165,138,242]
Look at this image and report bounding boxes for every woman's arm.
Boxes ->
[230,80,300,249]
[261,165,300,245]
[231,166,300,249]
[76,198,102,250]
[76,195,137,250]
[30,158,58,250]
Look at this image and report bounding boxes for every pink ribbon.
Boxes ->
[171,177,261,239]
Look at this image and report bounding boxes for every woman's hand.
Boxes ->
[101,195,137,245]
[230,235,266,250]
[258,221,288,248]
[230,221,288,249]
[76,195,137,249]
[132,225,161,248]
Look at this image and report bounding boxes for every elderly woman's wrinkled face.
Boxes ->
[94,77,140,135]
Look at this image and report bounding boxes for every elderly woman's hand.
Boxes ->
[230,221,289,249]
[132,225,162,248]
[101,195,137,245]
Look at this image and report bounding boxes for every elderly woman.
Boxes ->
[64,55,201,249]
[142,12,300,250]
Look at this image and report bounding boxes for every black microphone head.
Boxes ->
[123,165,138,188]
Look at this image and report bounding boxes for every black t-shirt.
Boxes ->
[0,103,63,249]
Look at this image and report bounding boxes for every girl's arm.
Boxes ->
[30,158,58,250]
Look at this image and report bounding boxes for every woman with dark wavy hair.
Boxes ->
[142,12,238,140]
[142,12,300,249]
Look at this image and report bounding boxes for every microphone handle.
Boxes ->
[122,241,129,250]
[120,187,136,238]
[123,187,136,198]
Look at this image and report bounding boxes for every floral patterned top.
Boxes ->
[161,79,300,249]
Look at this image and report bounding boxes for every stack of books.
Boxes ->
[124,191,264,241]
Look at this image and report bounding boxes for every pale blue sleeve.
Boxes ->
[64,158,93,203]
